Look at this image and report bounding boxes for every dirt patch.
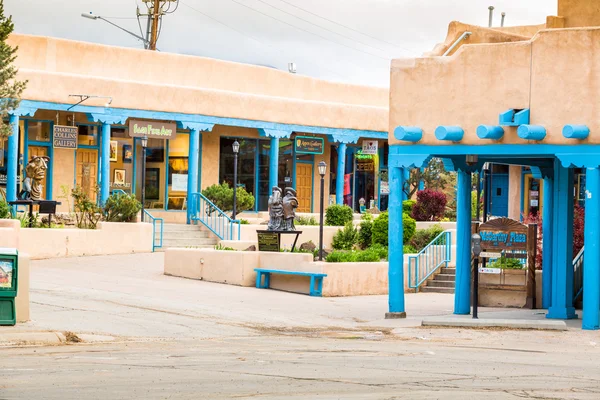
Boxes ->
[64,331,83,343]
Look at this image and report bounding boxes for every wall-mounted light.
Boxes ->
[466,155,478,166]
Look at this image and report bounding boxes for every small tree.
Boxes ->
[201,182,254,213]
[406,158,450,198]
[411,189,447,221]
[0,1,27,137]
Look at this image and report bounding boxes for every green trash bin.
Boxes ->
[0,248,18,326]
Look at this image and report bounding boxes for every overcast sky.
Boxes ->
[6,0,555,87]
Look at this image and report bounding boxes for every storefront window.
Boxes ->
[278,140,293,190]
[144,138,166,208]
[354,150,376,211]
[109,128,134,196]
[26,146,49,199]
[167,133,189,210]
[258,142,271,210]
[78,125,98,147]
[27,121,51,142]
[219,138,257,210]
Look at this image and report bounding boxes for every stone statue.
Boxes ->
[282,187,299,231]
[19,156,49,201]
[267,186,284,231]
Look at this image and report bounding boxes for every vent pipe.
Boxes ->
[488,6,494,27]
[501,12,506,27]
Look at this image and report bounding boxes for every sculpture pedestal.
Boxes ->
[256,230,303,252]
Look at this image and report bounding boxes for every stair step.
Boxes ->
[162,233,211,240]
[440,267,456,275]
[161,239,217,247]
[155,244,216,252]
[427,280,455,288]
[420,286,455,294]
[434,274,455,282]
[162,224,208,232]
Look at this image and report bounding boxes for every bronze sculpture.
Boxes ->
[268,186,298,231]
[282,187,299,231]
[19,156,49,201]
[267,186,284,231]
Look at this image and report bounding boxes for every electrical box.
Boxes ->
[0,248,18,326]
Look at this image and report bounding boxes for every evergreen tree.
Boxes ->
[0,0,27,137]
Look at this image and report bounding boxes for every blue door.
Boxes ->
[490,174,509,217]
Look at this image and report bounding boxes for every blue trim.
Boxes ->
[563,124,590,140]
[499,108,530,126]
[476,125,504,140]
[269,137,279,191]
[100,122,110,204]
[388,166,406,314]
[198,133,203,192]
[132,138,137,194]
[542,176,553,308]
[254,142,260,212]
[187,128,199,223]
[6,115,18,202]
[336,143,347,204]
[17,99,387,141]
[583,167,600,329]
[517,125,546,141]
[454,169,472,315]
[394,126,422,142]
[435,126,464,142]
[164,139,170,210]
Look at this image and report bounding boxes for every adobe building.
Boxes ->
[0,34,389,221]
[388,0,600,330]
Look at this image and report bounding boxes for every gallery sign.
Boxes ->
[295,136,324,155]
[128,119,175,140]
[53,125,78,149]
[361,140,378,155]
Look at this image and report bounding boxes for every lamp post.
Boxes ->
[232,140,240,220]
[318,161,327,261]
[141,136,148,222]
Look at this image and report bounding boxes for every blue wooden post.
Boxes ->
[542,177,553,309]
[100,122,111,204]
[454,168,472,315]
[418,167,425,191]
[336,143,347,204]
[386,166,406,318]
[547,161,577,319]
[583,167,600,330]
[6,114,19,203]
[269,137,279,190]
[186,128,200,224]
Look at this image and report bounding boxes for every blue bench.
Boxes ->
[254,268,327,297]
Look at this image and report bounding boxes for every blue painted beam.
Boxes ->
[435,126,464,142]
[387,166,406,318]
[186,128,200,224]
[542,177,553,309]
[454,169,472,315]
[517,125,546,141]
[583,167,600,330]
[6,114,18,203]
[100,122,111,204]
[336,143,347,205]
[499,108,530,126]
[476,125,504,140]
[269,137,279,191]
[394,126,422,142]
[563,124,590,140]
[514,109,531,126]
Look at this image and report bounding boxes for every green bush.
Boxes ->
[103,193,142,222]
[326,250,357,263]
[368,244,388,260]
[202,182,255,213]
[371,212,416,247]
[325,204,354,226]
[214,244,236,251]
[355,248,381,262]
[357,213,373,249]
[295,216,319,226]
[71,185,102,229]
[332,221,358,250]
[409,224,445,252]
[487,257,524,270]
[0,199,10,219]
[239,219,249,225]
[403,245,417,254]
[402,200,416,214]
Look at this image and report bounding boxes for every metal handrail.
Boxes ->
[408,231,452,292]
[111,189,127,196]
[442,31,472,56]
[143,209,163,252]
[188,192,241,241]
[573,246,584,303]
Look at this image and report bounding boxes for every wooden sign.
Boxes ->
[128,119,175,139]
[257,231,280,252]
[53,125,78,149]
[295,136,324,155]
[478,218,528,251]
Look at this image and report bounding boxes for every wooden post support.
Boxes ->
[526,224,537,309]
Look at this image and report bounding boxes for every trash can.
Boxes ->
[0,248,18,326]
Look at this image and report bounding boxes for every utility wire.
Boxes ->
[226,0,391,61]
[274,0,416,55]
[180,1,348,79]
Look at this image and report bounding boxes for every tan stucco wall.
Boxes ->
[9,34,387,133]
[507,166,522,220]
[558,0,600,28]
[15,253,30,323]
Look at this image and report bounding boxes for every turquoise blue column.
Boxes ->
[387,166,406,318]
[542,177,554,309]
[583,167,600,330]
[6,114,19,203]
[454,168,472,315]
[336,143,347,204]
[418,167,425,191]
[186,128,200,224]
[547,161,577,319]
[100,122,111,204]
[269,137,279,190]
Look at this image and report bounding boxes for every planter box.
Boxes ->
[478,269,543,308]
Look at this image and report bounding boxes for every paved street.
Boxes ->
[0,253,599,399]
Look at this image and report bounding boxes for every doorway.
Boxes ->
[76,149,98,203]
[296,163,313,212]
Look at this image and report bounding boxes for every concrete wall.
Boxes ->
[239,225,340,251]
[15,253,30,323]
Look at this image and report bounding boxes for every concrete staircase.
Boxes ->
[421,266,455,294]
[159,223,218,250]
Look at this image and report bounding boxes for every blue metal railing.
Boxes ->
[143,209,163,252]
[111,189,127,196]
[573,246,584,303]
[408,231,452,292]
[188,192,240,241]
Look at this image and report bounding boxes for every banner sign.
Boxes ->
[295,136,324,155]
[128,119,175,139]
[53,125,78,149]
[361,140,378,155]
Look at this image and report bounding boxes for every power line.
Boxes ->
[226,0,391,62]
[274,0,416,55]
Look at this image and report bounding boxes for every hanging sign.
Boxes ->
[295,136,324,155]
[172,174,188,192]
[53,125,78,149]
[361,140,378,155]
[128,119,175,140]
[478,217,528,251]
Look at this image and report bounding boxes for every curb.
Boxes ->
[0,331,66,344]
[421,317,568,331]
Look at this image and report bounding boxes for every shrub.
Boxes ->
[368,244,388,260]
[402,200,416,214]
[0,199,10,219]
[214,244,235,251]
[103,193,142,222]
[471,190,483,219]
[522,212,543,270]
[296,216,319,226]
[574,204,585,256]
[325,248,384,263]
[239,219,249,225]
[409,224,445,252]
[325,204,353,226]
[355,248,381,262]
[71,185,102,229]
[403,245,417,254]
[326,250,357,263]
[488,257,524,270]
[332,221,358,250]
[202,182,254,213]
[411,189,447,221]
[443,209,457,221]
[357,213,373,249]
[371,212,416,247]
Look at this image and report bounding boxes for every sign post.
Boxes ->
[471,233,482,319]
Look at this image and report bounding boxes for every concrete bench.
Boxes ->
[254,268,327,297]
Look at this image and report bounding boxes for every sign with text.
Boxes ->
[53,125,78,149]
[478,218,528,251]
[295,136,324,155]
[479,267,501,274]
[128,119,175,140]
[257,231,280,252]
[172,174,188,192]
[361,140,378,155]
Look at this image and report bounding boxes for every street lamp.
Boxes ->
[140,136,148,222]
[318,161,327,261]
[81,12,154,49]
[232,140,240,220]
